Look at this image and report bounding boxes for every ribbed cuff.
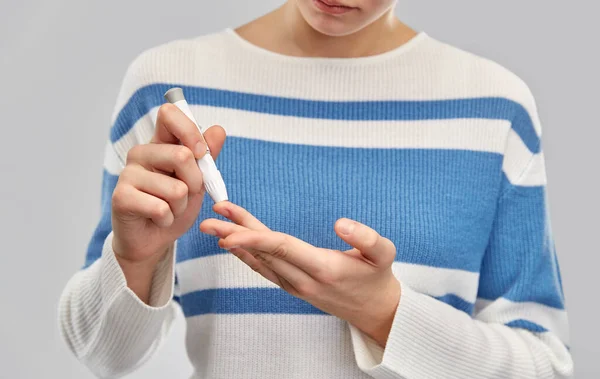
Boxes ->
[100,232,176,308]
[349,284,545,379]
[349,283,470,379]
[349,323,385,372]
[78,234,177,374]
[354,284,442,379]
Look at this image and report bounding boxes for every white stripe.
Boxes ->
[392,262,479,303]
[176,254,479,304]
[111,109,156,161]
[121,104,511,153]
[102,141,124,175]
[111,32,540,136]
[194,105,512,152]
[114,104,543,187]
[184,314,370,379]
[502,129,546,186]
[474,298,569,345]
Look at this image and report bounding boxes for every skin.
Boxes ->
[112,104,226,302]
[112,0,417,347]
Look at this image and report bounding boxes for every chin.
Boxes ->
[304,13,365,37]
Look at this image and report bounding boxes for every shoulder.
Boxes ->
[418,35,537,110]
[122,30,232,84]
[111,30,232,115]
[128,31,231,74]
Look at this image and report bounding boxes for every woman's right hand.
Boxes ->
[110,103,226,302]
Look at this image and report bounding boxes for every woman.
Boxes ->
[59,0,573,378]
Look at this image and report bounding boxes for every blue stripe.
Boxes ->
[434,294,474,314]
[110,84,540,153]
[505,319,548,333]
[84,170,118,268]
[478,176,564,310]
[177,139,504,272]
[180,288,474,317]
[180,288,326,317]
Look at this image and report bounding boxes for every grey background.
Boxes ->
[0,0,597,378]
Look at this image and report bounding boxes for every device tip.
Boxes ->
[164,87,185,104]
[205,178,229,203]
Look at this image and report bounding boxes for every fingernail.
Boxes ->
[194,141,206,157]
[224,245,240,251]
[338,219,355,235]
[220,207,231,218]
[204,229,217,236]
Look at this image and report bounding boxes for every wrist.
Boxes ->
[353,277,401,347]
[113,243,168,304]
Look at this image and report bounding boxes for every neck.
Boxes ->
[235,2,416,59]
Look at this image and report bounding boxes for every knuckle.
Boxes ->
[173,146,193,166]
[118,166,140,187]
[119,165,138,182]
[157,103,175,121]
[126,145,143,164]
[170,181,188,200]
[153,202,171,219]
[111,186,128,212]
[118,166,131,182]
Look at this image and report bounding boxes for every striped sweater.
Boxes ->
[59,29,573,378]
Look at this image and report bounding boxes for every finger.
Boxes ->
[123,165,189,217]
[251,251,316,295]
[112,183,174,227]
[203,125,227,160]
[127,144,204,194]
[199,218,248,237]
[334,218,396,267]
[152,103,207,158]
[200,219,275,266]
[218,231,326,274]
[228,247,283,287]
[212,202,269,231]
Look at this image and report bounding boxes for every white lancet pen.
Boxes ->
[164,87,228,203]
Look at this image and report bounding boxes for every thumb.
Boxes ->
[334,218,396,267]
[203,125,227,160]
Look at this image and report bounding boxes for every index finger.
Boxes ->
[219,230,327,274]
[151,103,206,158]
[213,202,270,231]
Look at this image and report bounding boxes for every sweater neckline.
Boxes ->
[223,27,428,65]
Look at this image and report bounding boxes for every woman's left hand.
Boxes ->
[200,202,401,347]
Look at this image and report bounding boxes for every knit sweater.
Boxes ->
[58,29,573,379]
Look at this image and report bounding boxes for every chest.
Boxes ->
[177,129,503,273]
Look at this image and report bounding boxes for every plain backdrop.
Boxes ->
[1,0,598,378]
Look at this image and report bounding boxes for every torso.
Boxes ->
[127,29,537,378]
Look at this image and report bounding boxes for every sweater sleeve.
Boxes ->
[349,88,573,378]
[58,56,178,378]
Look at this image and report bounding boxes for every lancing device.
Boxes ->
[164,87,228,203]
